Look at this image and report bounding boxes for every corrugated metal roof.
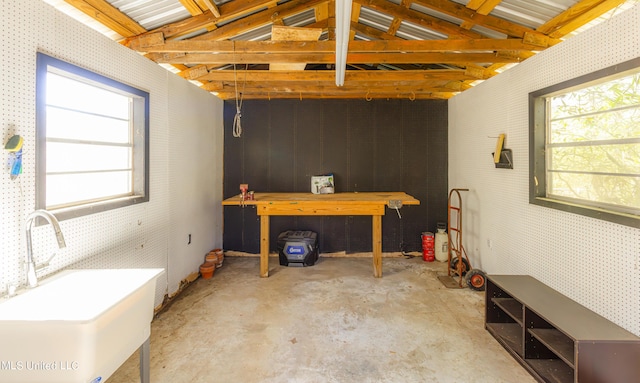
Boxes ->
[228,8,318,41]
[396,20,448,40]
[468,24,507,40]
[53,0,636,44]
[409,3,464,26]
[358,6,393,32]
[489,0,576,29]
[43,0,640,99]
[447,0,578,30]
[283,9,317,27]
[230,24,274,41]
[108,0,191,30]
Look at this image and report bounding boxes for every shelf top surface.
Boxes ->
[488,275,639,341]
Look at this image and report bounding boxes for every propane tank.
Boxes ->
[435,223,448,262]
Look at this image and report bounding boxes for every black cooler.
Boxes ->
[277,230,319,266]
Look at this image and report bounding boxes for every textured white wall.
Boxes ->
[167,74,223,294]
[449,5,640,335]
[0,1,223,305]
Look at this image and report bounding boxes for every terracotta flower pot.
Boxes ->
[210,249,224,268]
[199,261,216,279]
[205,252,218,264]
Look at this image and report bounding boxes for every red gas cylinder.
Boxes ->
[421,232,435,262]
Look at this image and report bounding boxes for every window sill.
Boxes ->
[46,195,148,222]
[530,197,639,228]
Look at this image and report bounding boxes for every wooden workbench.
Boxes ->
[221,192,420,278]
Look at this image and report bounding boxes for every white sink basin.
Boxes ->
[0,268,164,383]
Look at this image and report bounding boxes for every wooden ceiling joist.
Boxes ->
[537,0,628,38]
[123,0,283,44]
[64,0,146,37]
[211,90,456,100]
[206,83,462,93]
[199,0,222,17]
[354,0,484,39]
[191,0,329,41]
[179,0,205,16]
[61,0,627,100]
[148,51,525,65]
[460,0,502,29]
[195,69,491,83]
[131,37,549,53]
[410,0,560,42]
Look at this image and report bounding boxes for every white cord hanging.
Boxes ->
[232,56,248,138]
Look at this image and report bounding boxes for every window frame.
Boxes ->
[529,57,640,228]
[35,52,150,221]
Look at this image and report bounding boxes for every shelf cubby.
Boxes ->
[492,297,523,325]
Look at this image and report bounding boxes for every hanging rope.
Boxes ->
[232,49,248,138]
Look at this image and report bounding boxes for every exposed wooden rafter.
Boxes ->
[64,0,146,37]
[61,0,629,100]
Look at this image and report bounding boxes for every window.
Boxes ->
[36,53,149,220]
[530,57,640,227]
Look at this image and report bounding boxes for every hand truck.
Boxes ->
[446,188,486,290]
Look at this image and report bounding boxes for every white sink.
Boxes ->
[0,268,164,383]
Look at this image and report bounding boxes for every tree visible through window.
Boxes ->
[530,58,640,227]
[36,53,149,220]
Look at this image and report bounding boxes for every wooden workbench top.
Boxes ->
[221,192,420,206]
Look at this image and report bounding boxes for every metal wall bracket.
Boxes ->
[388,200,403,218]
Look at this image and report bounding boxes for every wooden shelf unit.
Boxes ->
[485,275,640,383]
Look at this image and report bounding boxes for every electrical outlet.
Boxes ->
[487,239,493,249]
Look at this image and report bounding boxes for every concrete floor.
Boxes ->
[107,256,535,383]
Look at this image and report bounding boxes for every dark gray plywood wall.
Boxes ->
[223,99,448,254]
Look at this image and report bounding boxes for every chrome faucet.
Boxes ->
[25,210,66,288]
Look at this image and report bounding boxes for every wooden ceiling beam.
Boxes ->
[192,0,329,41]
[123,11,217,44]
[179,0,205,16]
[411,0,559,43]
[537,0,627,38]
[196,69,487,82]
[212,91,455,99]
[208,83,460,93]
[124,0,282,44]
[62,0,625,100]
[460,0,502,29]
[351,21,401,40]
[199,0,221,17]
[148,51,525,64]
[353,0,484,39]
[132,38,547,53]
[64,0,146,37]
[315,1,330,21]
[209,79,475,93]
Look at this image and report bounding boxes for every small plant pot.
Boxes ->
[211,248,224,268]
[199,261,216,279]
[205,252,219,264]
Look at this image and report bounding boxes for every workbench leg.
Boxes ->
[372,215,382,278]
[260,215,270,278]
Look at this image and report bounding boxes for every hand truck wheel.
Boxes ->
[449,257,470,277]
[465,268,487,291]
